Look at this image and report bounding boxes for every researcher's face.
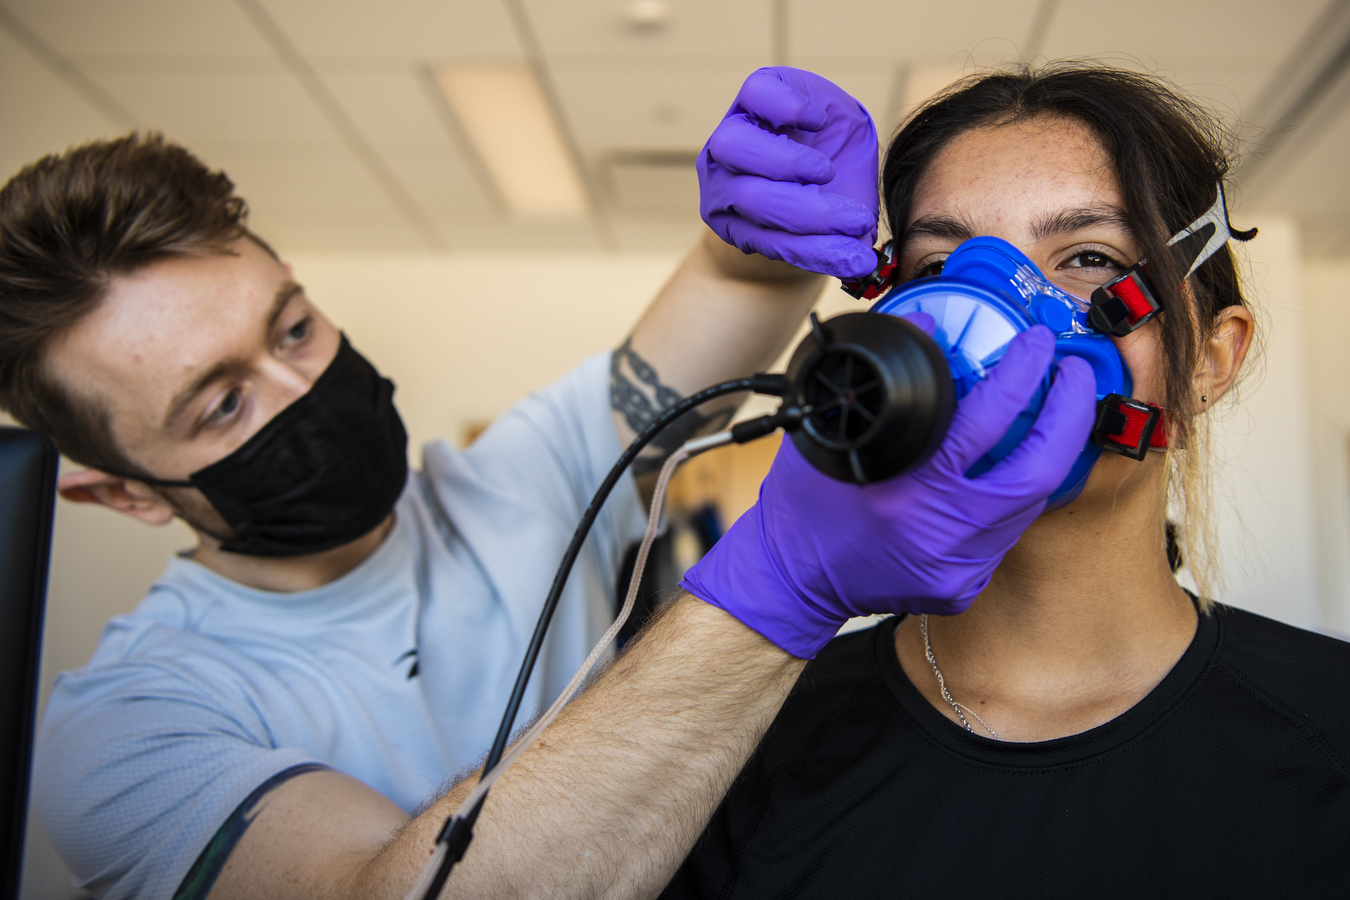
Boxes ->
[895,114,1166,507]
[45,236,342,533]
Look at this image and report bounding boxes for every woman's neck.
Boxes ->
[895,467,1198,742]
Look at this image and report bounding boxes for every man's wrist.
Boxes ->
[678,512,845,661]
[700,229,824,285]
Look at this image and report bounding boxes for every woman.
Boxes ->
[663,64,1350,897]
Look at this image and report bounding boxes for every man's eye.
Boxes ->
[286,316,311,342]
[211,389,241,422]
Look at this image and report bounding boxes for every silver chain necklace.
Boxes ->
[920,614,1000,740]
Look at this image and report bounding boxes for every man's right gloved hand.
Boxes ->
[698,67,879,280]
[680,326,1097,659]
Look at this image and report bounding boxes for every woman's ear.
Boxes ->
[58,469,178,526]
[1195,305,1254,405]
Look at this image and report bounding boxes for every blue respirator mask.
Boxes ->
[778,186,1254,505]
[871,236,1125,506]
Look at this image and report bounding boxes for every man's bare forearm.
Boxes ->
[620,231,823,402]
[356,594,805,900]
[613,231,825,495]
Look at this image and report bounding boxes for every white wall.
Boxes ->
[1301,258,1350,634]
[1205,216,1325,628]
[290,251,682,454]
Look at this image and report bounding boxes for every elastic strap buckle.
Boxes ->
[1087,264,1162,337]
[840,240,898,300]
[1092,394,1167,461]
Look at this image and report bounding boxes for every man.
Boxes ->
[2,69,1090,900]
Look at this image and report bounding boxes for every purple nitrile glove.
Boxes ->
[680,324,1097,659]
[698,67,879,280]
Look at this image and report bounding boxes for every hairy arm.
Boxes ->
[612,231,825,496]
[205,594,805,900]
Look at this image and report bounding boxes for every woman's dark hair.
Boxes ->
[882,62,1249,597]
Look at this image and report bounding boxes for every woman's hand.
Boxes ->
[680,326,1098,659]
[698,67,879,280]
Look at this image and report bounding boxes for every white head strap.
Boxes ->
[1166,183,1257,280]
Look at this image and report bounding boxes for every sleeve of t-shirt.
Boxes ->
[428,350,648,575]
[32,645,318,900]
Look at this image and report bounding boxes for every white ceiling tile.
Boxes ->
[602,154,699,214]
[202,144,427,252]
[523,0,772,59]
[552,61,762,151]
[3,0,272,58]
[379,146,499,225]
[887,57,1266,128]
[317,65,456,147]
[1040,0,1325,64]
[607,212,706,251]
[251,207,427,252]
[82,59,343,145]
[789,0,1040,61]
[0,25,123,182]
[1155,61,1271,122]
[437,219,603,251]
[191,142,395,215]
[256,0,522,60]
[1248,107,1350,219]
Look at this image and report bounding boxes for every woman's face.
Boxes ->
[897,114,1166,506]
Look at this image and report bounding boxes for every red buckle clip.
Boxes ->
[1092,394,1167,461]
[1088,264,1162,337]
[840,241,898,300]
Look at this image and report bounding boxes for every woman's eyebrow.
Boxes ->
[901,214,977,248]
[1030,205,1133,241]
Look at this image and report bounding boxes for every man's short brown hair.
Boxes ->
[0,132,260,474]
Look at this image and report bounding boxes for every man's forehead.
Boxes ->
[46,240,297,427]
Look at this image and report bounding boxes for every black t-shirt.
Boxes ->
[663,606,1350,898]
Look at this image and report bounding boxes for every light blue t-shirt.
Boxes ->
[33,352,647,900]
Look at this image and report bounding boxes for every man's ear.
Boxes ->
[58,469,177,526]
[1196,305,1255,405]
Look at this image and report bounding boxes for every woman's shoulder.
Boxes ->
[1213,603,1350,673]
[1209,604,1350,761]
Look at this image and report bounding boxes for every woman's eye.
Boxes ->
[1064,250,1121,270]
[915,258,946,279]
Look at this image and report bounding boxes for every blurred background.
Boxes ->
[4,1,1350,896]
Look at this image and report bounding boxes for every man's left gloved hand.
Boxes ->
[698,67,879,280]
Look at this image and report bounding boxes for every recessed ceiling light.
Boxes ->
[624,0,671,31]
[436,65,588,220]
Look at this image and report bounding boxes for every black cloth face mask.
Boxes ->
[135,334,409,557]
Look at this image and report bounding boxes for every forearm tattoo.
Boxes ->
[611,337,736,475]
